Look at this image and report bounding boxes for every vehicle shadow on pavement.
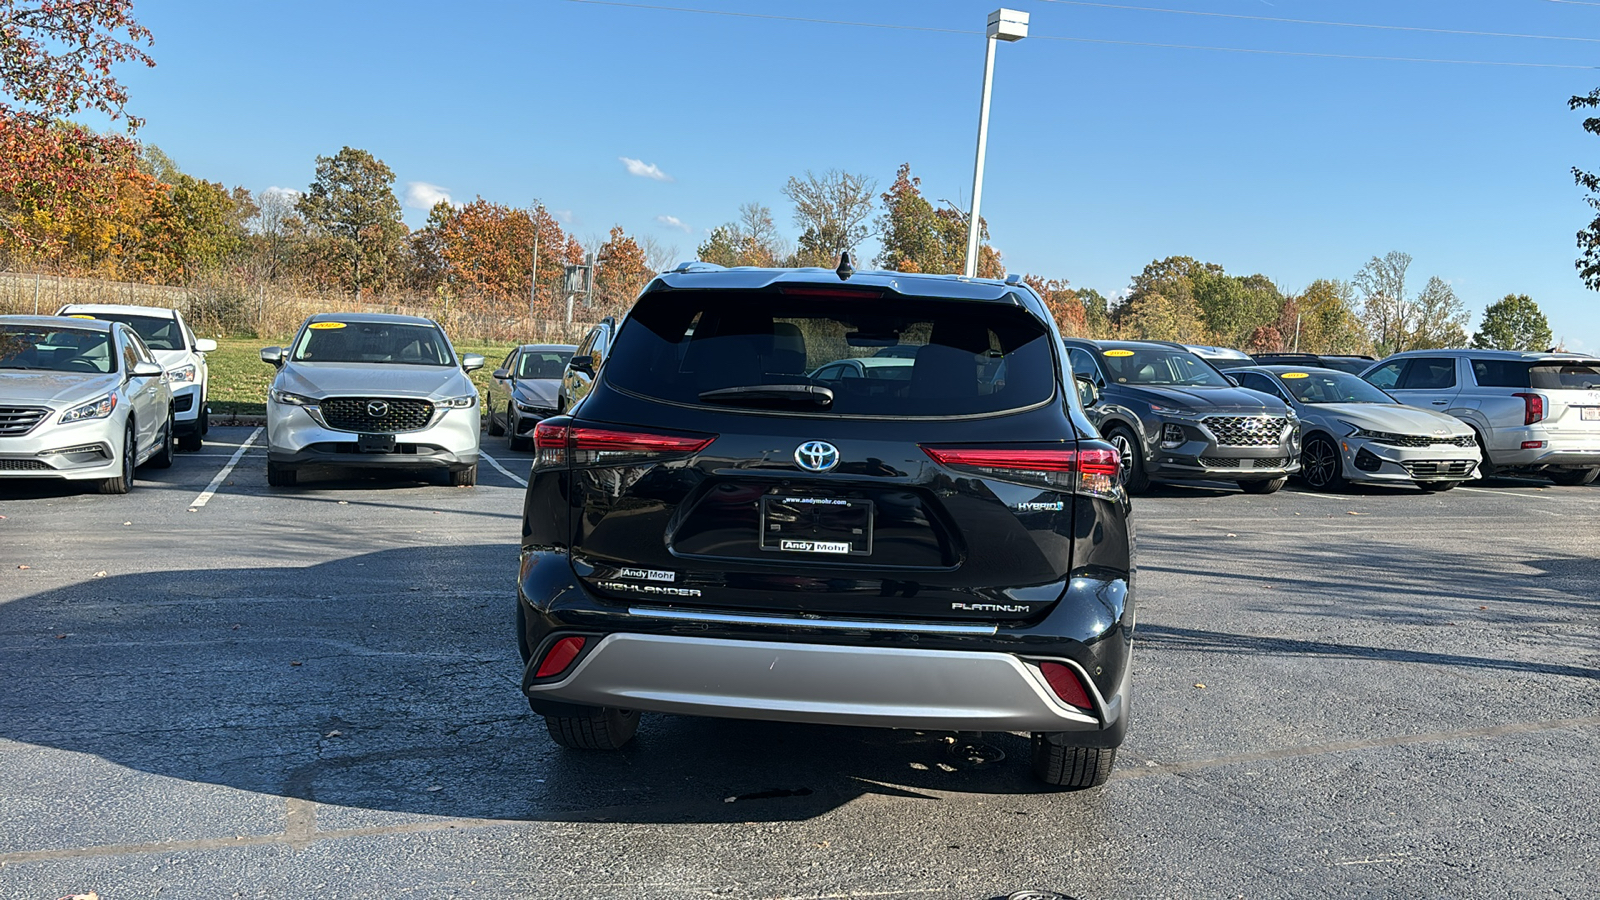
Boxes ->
[0,545,1090,828]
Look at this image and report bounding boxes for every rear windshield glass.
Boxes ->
[0,325,115,373]
[602,290,1057,417]
[517,349,572,379]
[292,321,455,366]
[1473,360,1600,390]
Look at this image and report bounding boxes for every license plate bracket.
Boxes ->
[1582,407,1600,421]
[357,433,396,453]
[760,495,874,556]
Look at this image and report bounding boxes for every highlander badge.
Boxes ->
[794,440,840,472]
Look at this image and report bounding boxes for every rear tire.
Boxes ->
[98,420,135,494]
[1239,476,1286,494]
[266,460,298,487]
[1106,426,1149,494]
[1300,434,1345,492]
[150,410,175,469]
[1417,480,1461,492]
[447,463,478,486]
[544,707,639,750]
[1030,735,1115,789]
[1548,467,1599,486]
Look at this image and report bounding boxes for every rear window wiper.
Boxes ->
[698,384,835,408]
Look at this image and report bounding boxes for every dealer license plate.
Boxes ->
[760,495,874,556]
[1582,407,1600,421]
[357,433,396,453]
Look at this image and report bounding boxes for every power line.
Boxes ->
[1033,0,1600,44]
[558,0,1599,69]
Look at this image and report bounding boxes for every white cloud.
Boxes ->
[404,181,455,211]
[261,185,301,201]
[552,209,575,224]
[656,215,691,233]
[620,157,674,182]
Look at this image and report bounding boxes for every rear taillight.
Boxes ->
[1513,392,1545,425]
[534,636,587,679]
[921,444,1122,498]
[1038,662,1094,710]
[533,420,715,469]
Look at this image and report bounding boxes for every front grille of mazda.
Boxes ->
[319,397,434,433]
[1203,416,1288,447]
[0,406,50,436]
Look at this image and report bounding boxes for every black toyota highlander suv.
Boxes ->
[1064,338,1300,494]
[515,261,1135,789]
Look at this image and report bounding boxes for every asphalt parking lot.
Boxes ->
[1,426,1596,900]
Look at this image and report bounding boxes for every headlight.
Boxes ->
[60,394,118,423]
[438,394,477,409]
[270,389,317,406]
[167,363,198,384]
[1148,404,1203,419]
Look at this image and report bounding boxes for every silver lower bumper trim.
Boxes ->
[626,605,998,636]
[529,633,1112,732]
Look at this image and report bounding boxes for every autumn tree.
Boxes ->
[1569,88,1600,291]
[0,0,153,259]
[1023,275,1087,336]
[1112,256,1216,339]
[1355,251,1413,355]
[297,146,406,300]
[1283,279,1368,354]
[592,225,655,311]
[875,163,1001,277]
[782,169,876,268]
[1407,276,1470,349]
[697,202,787,267]
[1473,294,1553,351]
[246,188,304,281]
[1077,287,1112,337]
[1191,270,1284,348]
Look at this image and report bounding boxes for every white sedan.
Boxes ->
[0,315,174,493]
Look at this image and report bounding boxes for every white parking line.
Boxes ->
[1456,487,1551,500]
[188,427,262,510]
[478,448,528,487]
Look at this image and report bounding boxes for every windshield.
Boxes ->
[0,326,115,373]
[291,321,455,366]
[516,349,573,379]
[1099,346,1230,387]
[1277,369,1394,404]
[82,313,182,351]
[602,290,1056,417]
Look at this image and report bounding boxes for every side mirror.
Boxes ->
[1074,373,1101,408]
[461,354,486,373]
[569,354,596,374]
[1224,374,1242,387]
[194,338,218,353]
[260,346,284,368]
[491,367,511,380]
[131,361,163,378]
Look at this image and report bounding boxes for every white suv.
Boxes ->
[1361,350,1600,485]
[56,304,215,451]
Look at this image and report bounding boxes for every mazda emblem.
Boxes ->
[794,440,840,472]
[366,400,390,418]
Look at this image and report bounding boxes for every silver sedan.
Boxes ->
[1,315,174,493]
[1230,365,1481,492]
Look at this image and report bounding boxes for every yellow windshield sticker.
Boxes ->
[1104,349,1135,357]
[309,322,347,330]
[66,314,96,319]
[1279,372,1310,379]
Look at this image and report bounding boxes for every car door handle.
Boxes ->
[1431,400,1447,405]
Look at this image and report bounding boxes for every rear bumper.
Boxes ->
[1489,426,1600,469]
[526,632,1124,734]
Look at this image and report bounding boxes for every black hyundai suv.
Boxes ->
[1063,338,1300,493]
[516,261,1135,789]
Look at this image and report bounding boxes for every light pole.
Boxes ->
[964,7,1028,279]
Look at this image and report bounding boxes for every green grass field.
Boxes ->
[205,337,520,420]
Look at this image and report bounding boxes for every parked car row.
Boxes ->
[1062,339,1600,492]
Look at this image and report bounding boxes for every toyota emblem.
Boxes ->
[366,400,390,418]
[794,440,840,472]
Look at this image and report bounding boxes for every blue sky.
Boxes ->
[117,1,1600,350]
